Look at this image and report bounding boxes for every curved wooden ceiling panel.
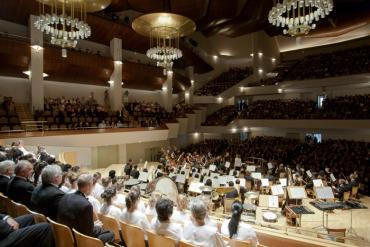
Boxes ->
[170,0,208,21]
[127,0,167,13]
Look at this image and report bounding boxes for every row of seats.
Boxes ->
[0,193,260,247]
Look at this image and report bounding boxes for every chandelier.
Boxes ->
[132,13,196,70]
[268,0,334,36]
[34,0,111,48]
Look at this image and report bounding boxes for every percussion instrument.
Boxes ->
[152,177,179,203]
[262,211,278,223]
[310,200,344,211]
[288,206,314,215]
[215,187,235,194]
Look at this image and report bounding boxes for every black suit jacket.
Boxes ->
[0,175,10,195]
[31,183,65,220]
[0,214,13,241]
[6,176,34,208]
[130,169,140,179]
[57,190,94,237]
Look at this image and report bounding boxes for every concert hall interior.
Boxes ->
[0,0,370,247]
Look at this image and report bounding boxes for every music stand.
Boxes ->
[287,186,307,230]
[313,186,334,231]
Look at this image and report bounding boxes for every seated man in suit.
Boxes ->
[57,173,114,244]
[6,160,34,208]
[0,160,14,195]
[0,213,54,247]
[31,165,65,220]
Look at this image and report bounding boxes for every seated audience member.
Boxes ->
[60,172,78,193]
[182,199,222,247]
[108,170,117,184]
[0,160,14,194]
[221,201,258,246]
[91,172,104,199]
[0,213,55,247]
[57,173,114,244]
[100,187,122,220]
[145,191,162,218]
[151,198,183,241]
[6,160,35,208]
[120,189,151,233]
[130,185,147,213]
[31,165,65,220]
[171,194,190,224]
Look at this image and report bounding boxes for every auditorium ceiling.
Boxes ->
[0,0,369,91]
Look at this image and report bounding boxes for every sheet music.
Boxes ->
[225,161,231,168]
[210,172,219,178]
[226,175,235,183]
[246,165,256,172]
[251,172,262,180]
[218,176,228,185]
[306,170,313,178]
[279,178,287,187]
[209,164,216,172]
[234,157,242,167]
[212,178,220,188]
[175,174,186,184]
[271,184,284,195]
[313,179,324,187]
[330,173,336,182]
[138,172,149,182]
[261,178,269,187]
[268,195,279,208]
[315,186,334,199]
[188,182,204,194]
[288,186,307,199]
[235,178,246,187]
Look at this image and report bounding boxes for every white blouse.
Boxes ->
[221,219,258,247]
[171,209,190,225]
[120,209,151,231]
[100,204,122,220]
[182,220,223,247]
[151,218,183,240]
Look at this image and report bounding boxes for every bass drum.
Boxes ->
[150,177,179,203]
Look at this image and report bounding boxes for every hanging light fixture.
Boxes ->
[268,0,334,36]
[34,0,111,49]
[132,13,196,70]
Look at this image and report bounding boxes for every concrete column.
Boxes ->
[185,66,194,104]
[29,15,44,112]
[162,70,173,112]
[109,38,123,111]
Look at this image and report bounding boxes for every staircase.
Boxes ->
[15,103,34,129]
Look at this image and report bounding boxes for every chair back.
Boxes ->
[343,191,350,201]
[73,228,104,247]
[179,240,198,247]
[47,217,75,247]
[229,238,252,247]
[327,228,346,243]
[7,200,17,217]
[224,198,235,213]
[14,202,29,217]
[147,230,176,247]
[27,208,47,223]
[0,193,9,214]
[120,221,146,247]
[100,214,121,243]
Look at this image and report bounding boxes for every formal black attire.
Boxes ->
[57,190,114,244]
[6,176,34,208]
[0,175,10,195]
[31,183,65,220]
[0,213,54,247]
